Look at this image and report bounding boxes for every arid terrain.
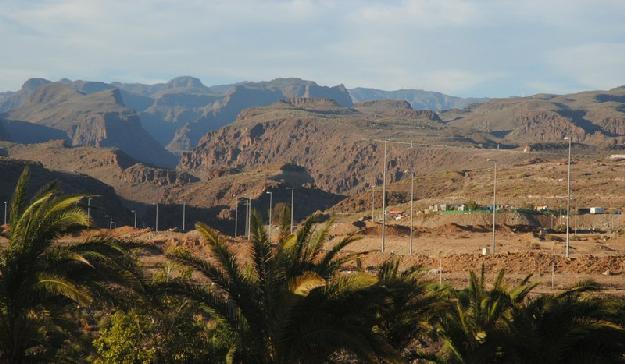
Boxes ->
[2,77,625,295]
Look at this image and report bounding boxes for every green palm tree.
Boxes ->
[437,265,535,363]
[505,281,625,363]
[369,258,442,361]
[164,212,402,363]
[0,167,142,362]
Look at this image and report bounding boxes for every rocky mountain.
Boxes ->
[349,87,487,111]
[442,86,625,146]
[4,140,344,230]
[3,82,177,167]
[178,97,535,195]
[125,77,353,153]
[2,76,354,155]
[0,118,67,144]
[0,78,51,112]
[0,158,130,227]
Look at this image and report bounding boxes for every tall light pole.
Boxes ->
[182,202,186,232]
[565,136,572,258]
[409,171,414,255]
[381,139,388,253]
[234,199,239,237]
[247,197,252,240]
[288,188,295,233]
[266,191,273,241]
[487,159,497,254]
[3,201,7,226]
[155,203,159,232]
[371,183,375,221]
[87,197,91,221]
[131,210,136,229]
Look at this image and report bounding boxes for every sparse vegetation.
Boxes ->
[1,167,625,363]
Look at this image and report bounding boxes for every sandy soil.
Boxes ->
[20,222,622,296]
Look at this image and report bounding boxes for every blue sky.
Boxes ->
[1,0,624,97]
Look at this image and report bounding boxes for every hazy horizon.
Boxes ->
[1,0,625,97]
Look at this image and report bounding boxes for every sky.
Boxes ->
[1,0,625,97]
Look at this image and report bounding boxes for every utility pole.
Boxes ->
[247,197,252,240]
[371,183,375,221]
[234,200,238,237]
[381,139,388,253]
[131,210,136,229]
[565,136,572,258]
[182,202,186,232]
[488,159,497,254]
[289,188,295,233]
[3,201,6,226]
[439,252,443,286]
[266,191,273,241]
[155,203,159,232]
[409,171,414,255]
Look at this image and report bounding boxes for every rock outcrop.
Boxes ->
[5,84,177,167]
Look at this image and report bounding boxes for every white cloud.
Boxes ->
[0,0,624,96]
[547,43,625,90]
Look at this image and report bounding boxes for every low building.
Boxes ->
[590,207,605,214]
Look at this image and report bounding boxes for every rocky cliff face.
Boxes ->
[177,99,515,195]
[5,84,177,167]
[443,86,625,145]
[143,78,354,154]
[0,78,51,112]
[506,111,588,142]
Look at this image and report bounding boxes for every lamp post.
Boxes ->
[87,197,91,221]
[3,201,6,226]
[381,139,388,253]
[487,159,497,254]
[266,191,273,241]
[288,188,295,233]
[371,183,375,221]
[247,197,252,240]
[234,199,239,237]
[410,171,414,255]
[155,203,159,232]
[564,136,572,258]
[131,210,136,229]
[182,202,186,232]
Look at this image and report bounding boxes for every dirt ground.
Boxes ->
[321,220,625,294]
[58,221,623,296]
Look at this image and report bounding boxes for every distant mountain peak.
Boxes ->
[167,76,207,90]
[348,87,487,111]
[21,78,51,93]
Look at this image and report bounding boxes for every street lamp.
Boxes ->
[287,188,295,233]
[247,197,252,240]
[381,139,388,253]
[155,203,159,232]
[266,191,273,241]
[87,197,91,221]
[182,202,186,232]
[234,199,239,237]
[371,182,376,221]
[487,159,497,254]
[3,201,6,226]
[564,136,572,258]
[410,171,415,255]
[131,210,137,229]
